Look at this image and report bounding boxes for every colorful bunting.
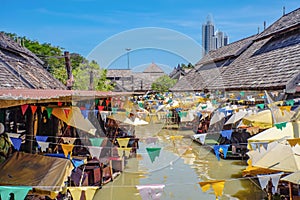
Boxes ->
[61,143,74,158]
[239,91,245,97]
[95,99,99,106]
[57,102,63,106]
[257,172,283,194]
[85,103,91,110]
[81,109,88,119]
[63,108,70,119]
[287,138,300,147]
[274,122,287,130]
[146,147,161,163]
[112,107,118,114]
[46,107,53,119]
[37,141,49,152]
[170,135,183,141]
[220,130,233,140]
[0,186,32,200]
[87,146,103,159]
[213,145,230,161]
[117,147,131,157]
[199,180,225,199]
[35,136,48,142]
[21,104,29,115]
[89,138,104,146]
[10,137,22,151]
[256,104,265,109]
[30,105,37,115]
[285,99,294,106]
[117,138,130,148]
[62,137,77,144]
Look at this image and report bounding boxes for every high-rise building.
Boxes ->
[202,15,229,55]
[202,15,215,56]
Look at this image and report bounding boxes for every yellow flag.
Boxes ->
[117,138,130,148]
[68,187,82,200]
[61,143,74,158]
[170,135,183,141]
[199,180,225,198]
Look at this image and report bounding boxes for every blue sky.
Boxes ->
[1,1,299,72]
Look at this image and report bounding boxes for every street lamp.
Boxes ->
[125,48,131,69]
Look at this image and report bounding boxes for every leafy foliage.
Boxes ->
[151,75,177,92]
[73,60,114,91]
[4,32,114,91]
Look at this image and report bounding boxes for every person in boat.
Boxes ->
[0,123,12,163]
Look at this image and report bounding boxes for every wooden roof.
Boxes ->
[0,32,66,90]
[171,7,300,93]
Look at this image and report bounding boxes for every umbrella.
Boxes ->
[242,109,295,129]
[225,110,248,125]
[52,107,96,135]
[248,121,300,144]
[209,111,225,126]
[249,142,300,172]
[281,170,300,184]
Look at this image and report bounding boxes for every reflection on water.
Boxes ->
[94,129,265,200]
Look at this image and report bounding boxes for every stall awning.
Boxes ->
[52,106,96,135]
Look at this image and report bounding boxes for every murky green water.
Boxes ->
[94,127,265,200]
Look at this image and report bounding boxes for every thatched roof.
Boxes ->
[0,32,66,90]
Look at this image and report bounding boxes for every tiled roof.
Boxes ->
[207,28,300,90]
[256,8,300,40]
[106,69,133,78]
[171,7,300,93]
[143,62,165,73]
[0,32,66,90]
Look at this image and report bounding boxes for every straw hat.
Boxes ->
[0,123,4,134]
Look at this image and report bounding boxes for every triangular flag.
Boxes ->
[11,186,32,200]
[95,99,99,106]
[170,135,183,141]
[46,107,53,119]
[146,147,161,163]
[63,108,70,119]
[93,109,99,117]
[57,102,63,106]
[37,141,49,152]
[88,146,103,159]
[199,180,225,198]
[79,106,86,110]
[61,143,74,158]
[21,104,29,115]
[36,136,48,142]
[62,137,77,144]
[84,187,98,200]
[85,103,91,110]
[68,187,82,200]
[81,109,88,119]
[41,106,46,113]
[117,147,131,157]
[30,105,37,115]
[10,137,22,151]
[117,138,130,148]
[98,106,104,111]
[89,138,104,146]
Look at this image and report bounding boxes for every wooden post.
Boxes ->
[26,110,34,154]
[289,182,293,200]
[64,51,73,90]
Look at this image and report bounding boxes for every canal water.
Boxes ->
[94,124,266,200]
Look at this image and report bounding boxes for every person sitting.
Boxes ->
[0,123,12,163]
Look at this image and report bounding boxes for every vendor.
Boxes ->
[0,123,12,163]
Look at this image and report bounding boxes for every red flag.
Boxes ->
[63,108,70,119]
[30,105,37,115]
[21,104,29,115]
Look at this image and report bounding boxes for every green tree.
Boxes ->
[151,75,177,92]
[73,60,114,91]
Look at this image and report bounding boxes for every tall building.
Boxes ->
[202,15,229,55]
[202,15,215,55]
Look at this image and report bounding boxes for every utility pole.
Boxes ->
[64,51,73,90]
[125,48,131,69]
